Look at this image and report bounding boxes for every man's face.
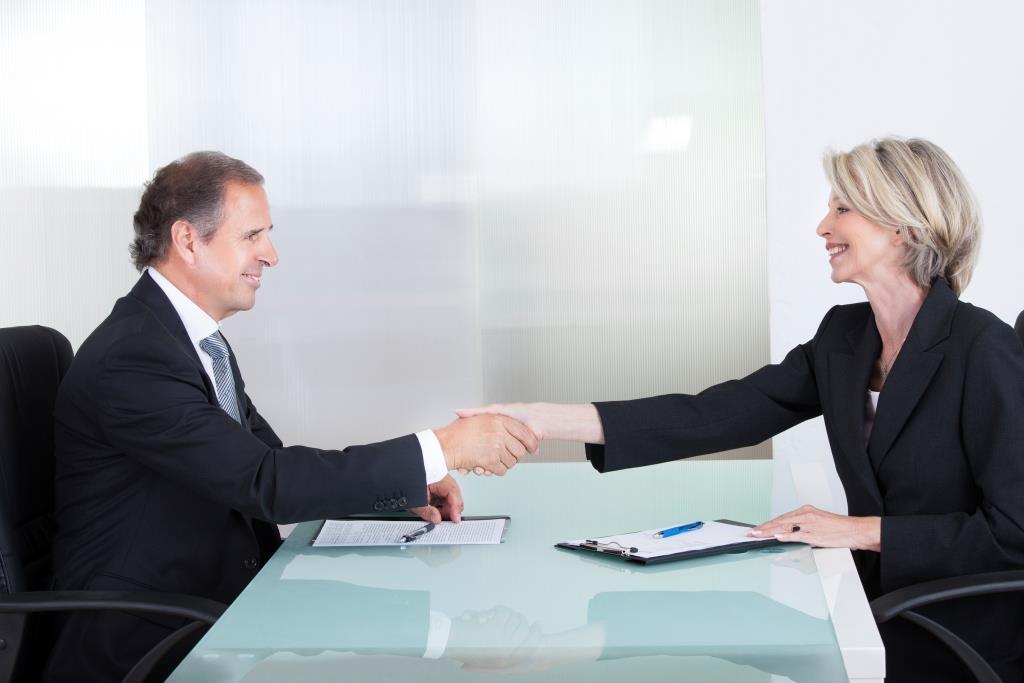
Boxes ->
[192,182,277,321]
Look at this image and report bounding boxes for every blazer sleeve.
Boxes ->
[94,333,429,524]
[880,321,1024,589]
[585,308,836,472]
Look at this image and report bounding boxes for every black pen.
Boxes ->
[399,522,436,543]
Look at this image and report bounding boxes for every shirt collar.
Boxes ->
[147,267,220,346]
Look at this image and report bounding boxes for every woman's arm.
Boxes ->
[456,403,604,443]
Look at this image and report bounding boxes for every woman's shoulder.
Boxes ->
[950,300,1021,348]
[813,301,872,337]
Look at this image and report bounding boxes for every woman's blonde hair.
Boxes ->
[823,137,981,296]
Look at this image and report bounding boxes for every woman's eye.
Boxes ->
[836,207,849,215]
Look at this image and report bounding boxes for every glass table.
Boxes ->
[169,461,883,682]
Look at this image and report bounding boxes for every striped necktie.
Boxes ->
[199,331,242,424]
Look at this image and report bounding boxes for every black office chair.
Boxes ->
[0,325,226,682]
[869,311,1024,683]
[870,570,1024,683]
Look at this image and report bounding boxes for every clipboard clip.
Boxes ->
[582,540,639,556]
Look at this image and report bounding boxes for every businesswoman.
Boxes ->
[461,137,1024,682]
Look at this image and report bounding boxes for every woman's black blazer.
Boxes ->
[586,278,1024,675]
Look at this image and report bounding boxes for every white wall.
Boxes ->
[761,0,1024,514]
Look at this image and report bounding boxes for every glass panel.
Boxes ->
[2,1,768,462]
[474,0,769,460]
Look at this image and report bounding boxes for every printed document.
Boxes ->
[313,518,507,547]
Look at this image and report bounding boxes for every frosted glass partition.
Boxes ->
[1,1,769,462]
[0,0,147,348]
[474,1,769,460]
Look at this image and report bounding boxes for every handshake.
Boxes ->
[431,402,602,475]
[433,411,539,476]
[415,403,601,523]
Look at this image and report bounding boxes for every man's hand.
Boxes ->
[411,474,464,524]
[434,415,538,475]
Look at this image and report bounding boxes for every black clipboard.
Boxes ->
[555,519,784,565]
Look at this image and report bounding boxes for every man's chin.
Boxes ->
[222,299,257,319]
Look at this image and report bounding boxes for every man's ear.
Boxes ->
[170,220,199,265]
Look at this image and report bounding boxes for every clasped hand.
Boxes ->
[435,414,539,476]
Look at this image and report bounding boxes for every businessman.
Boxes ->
[44,151,536,681]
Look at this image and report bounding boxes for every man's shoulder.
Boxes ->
[68,293,187,383]
[76,295,154,356]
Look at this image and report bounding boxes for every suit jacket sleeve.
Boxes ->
[880,321,1024,589]
[584,307,836,472]
[243,393,284,448]
[94,332,428,524]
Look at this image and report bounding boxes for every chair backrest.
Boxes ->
[0,326,73,595]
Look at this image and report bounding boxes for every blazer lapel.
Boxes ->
[828,311,884,511]
[866,280,955,471]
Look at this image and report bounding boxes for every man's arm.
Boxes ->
[242,393,283,447]
[95,333,532,524]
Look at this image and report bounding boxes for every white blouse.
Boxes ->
[864,389,881,443]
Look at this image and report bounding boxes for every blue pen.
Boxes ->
[655,521,704,538]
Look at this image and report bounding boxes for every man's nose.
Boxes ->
[261,236,279,267]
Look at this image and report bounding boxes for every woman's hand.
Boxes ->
[750,504,881,551]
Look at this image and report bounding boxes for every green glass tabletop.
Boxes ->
[168,461,848,682]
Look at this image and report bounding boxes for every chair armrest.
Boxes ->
[871,570,1024,623]
[0,589,226,624]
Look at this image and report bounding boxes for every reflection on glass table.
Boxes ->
[168,461,853,682]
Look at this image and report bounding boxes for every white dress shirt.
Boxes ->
[146,267,448,483]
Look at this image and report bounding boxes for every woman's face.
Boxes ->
[816,193,905,287]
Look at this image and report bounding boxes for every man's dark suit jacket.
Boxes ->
[586,278,1024,682]
[46,272,430,681]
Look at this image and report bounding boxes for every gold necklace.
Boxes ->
[880,336,907,385]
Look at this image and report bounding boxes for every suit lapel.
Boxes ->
[128,271,218,401]
[829,312,884,510]
[866,280,955,471]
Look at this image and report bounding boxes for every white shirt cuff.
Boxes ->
[424,610,452,659]
[416,429,448,484]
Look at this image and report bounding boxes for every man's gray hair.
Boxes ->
[130,151,264,271]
